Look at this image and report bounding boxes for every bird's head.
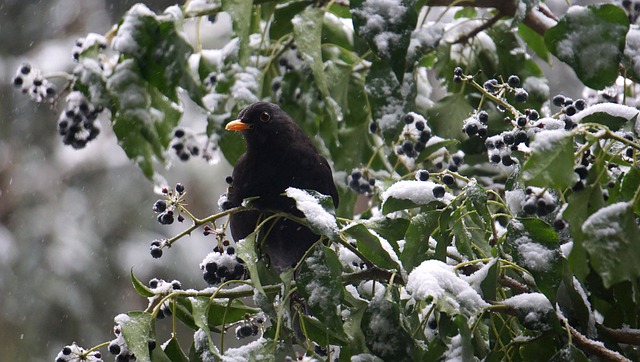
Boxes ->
[225,102,303,151]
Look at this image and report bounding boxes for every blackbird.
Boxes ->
[225,102,339,273]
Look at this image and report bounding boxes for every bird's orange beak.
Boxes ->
[225,119,252,131]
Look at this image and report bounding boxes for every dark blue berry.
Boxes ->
[507,75,520,87]
[417,170,430,181]
[442,174,455,185]
[432,185,445,198]
[514,89,528,103]
[552,95,565,107]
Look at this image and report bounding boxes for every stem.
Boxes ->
[466,77,521,118]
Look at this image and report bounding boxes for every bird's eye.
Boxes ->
[259,111,271,123]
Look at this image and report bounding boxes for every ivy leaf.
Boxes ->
[424,93,474,140]
[351,0,418,82]
[292,7,342,123]
[296,245,347,344]
[582,202,640,288]
[362,298,415,361]
[116,312,155,362]
[112,4,195,102]
[269,1,310,40]
[130,268,154,298]
[163,338,189,362]
[222,0,252,66]
[518,23,551,63]
[574,103,640,131]
[342,223,399,269]
[522,130,575,189]
[506,218,563,303]
[402,211,440,272]
[544,4,629,90]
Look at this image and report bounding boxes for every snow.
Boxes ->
[529,129,569,153]
[351,0,407,54]
[462,258,497,294]
[185,0,220,15]
[502,292,552,329]
[112,3,156,58]
[512,234,557,272]
[444,334,463,361]
[625,27,640,79]
[220,337,267,361]
[505,189,526,214]
[381,180,451,206]
[407,260,489,317]
[581,201,629,239]
[572,103,640,124]
[285,187,338,237]
[230,65,260,104]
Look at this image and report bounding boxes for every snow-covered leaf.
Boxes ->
[381,180,448,214]
[573,103,639,131]
[506,219,563,303]
[582,202,640,287]
[522,130,575,189]
[502,293,554,331]
[351,0,418,81]
[361,298,415,361]
[544,4,629,90]
[115,312,156,362]
[407,260,489,317]
[222,0,252,66]
[284,187,338,239]
[296,245,347,342]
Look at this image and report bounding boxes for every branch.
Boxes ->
[568,323,631,362]
[343,267,406,285]
[597,324,640,346]
[426,0,558,37]
[454,11,503,45]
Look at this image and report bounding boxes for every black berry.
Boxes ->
[417,170,430,181]
[153,200,167,213]
[453,67,463,76]
[442,174,455,185]
[574,166,588,180]
[552,95,565,107]
[514,89,528,103]
[150,246,163,258]
[403,114,414,124]
[477,111,489,123]
[507,75,520,87]
[432,185,445,198]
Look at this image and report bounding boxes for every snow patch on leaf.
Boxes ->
[285,187,338,237]
[407,260,488,317]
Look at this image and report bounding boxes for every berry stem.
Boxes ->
[84,341,110,354]
[466,77,521,118]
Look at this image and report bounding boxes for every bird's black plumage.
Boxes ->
[225,102,339,273]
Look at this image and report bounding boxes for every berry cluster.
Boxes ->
[72,33,107,62]
[152,183,186,226]
[394,113,433,158]
[478,73,528,104]
[55,343,102,362]
[58,91,102,149]
[12,62,57,103]
[218,176,236,210]
[348,170,376,194]
[485,134,521,167]
[522,187,557,217]
[235,315,264,339]
[200,241,246,285]
[170,128,202,161]
[572,165,590,191]
[462,111,488,138]
[552,95,586,129]
[147,278,182,319]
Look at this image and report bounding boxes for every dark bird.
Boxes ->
[225,102,339,274]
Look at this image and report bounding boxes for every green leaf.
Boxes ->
[351,0,418,81]
[117,312,155,362]
[454,7,477,19]
[582,202,640,287]
[544,4,629,89]
[130,268,154,297]
[518,22,550,63]
[400,210,440,273]
[342,223,399,269]
[269,1,310,40]
[113,5,195,102]
[222,0,253,66]
[506,218,563,303]
[575,103,639,131]
[452,315,475,361]
[300,314,349,346]
[415,139,459,164]
[549,345,589,362]
[292,7,341,123]
[621,167,640,214]
[424,93,474,140]
[365,217,410,243]
[162,338,189,362]
[208,298,260,327]
[361,298,414,361]
[522,130,575,189]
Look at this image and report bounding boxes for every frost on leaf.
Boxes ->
[406,260,488,317]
